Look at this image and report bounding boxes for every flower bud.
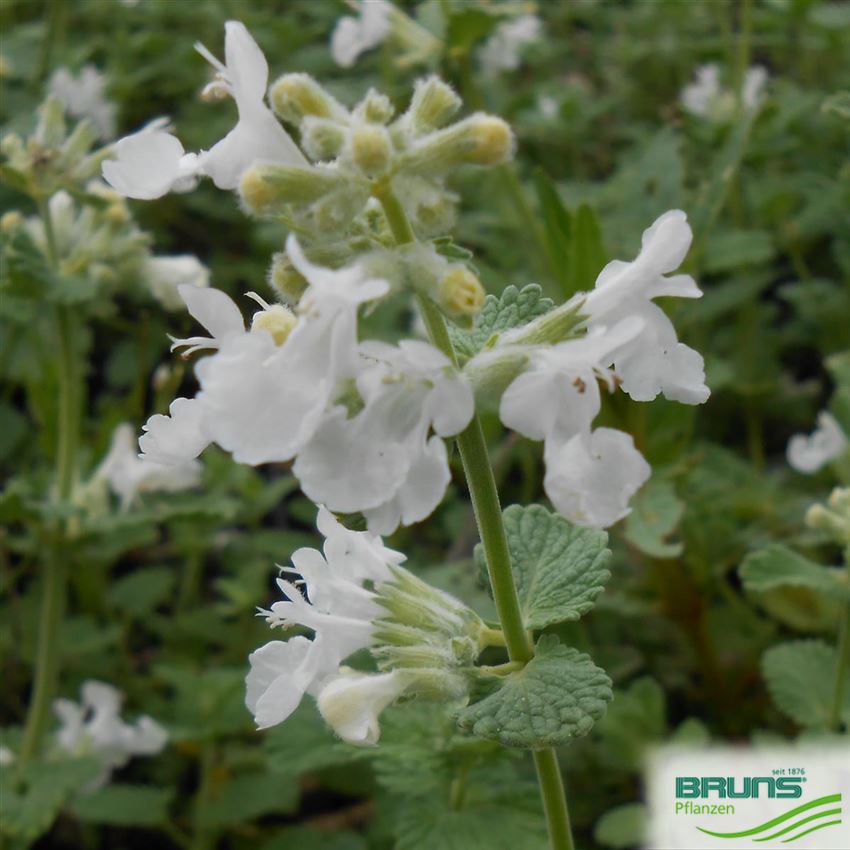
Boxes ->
[35,95,67,148]
[239,163,347,216]
[301,117,346,162]
[350,124,392,177]
[439,266,485,317]
[0,211,23,233]
[268,252,307,303]
[269,73,347,125]
[805,502,850,545]
[401,113,515,176]
[354,88,395,125]
[407,76,461,134]
[251,303,297,346]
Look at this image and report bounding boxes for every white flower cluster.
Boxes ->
[247,507,484,744]
[331,0,392,68]
[139,235,473,534]
[787,411,848,474]
[473,210,710,527]
[681,63,768,120]
[53,680,167,790]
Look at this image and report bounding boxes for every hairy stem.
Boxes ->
[375,184,575,850]
[829,559,850,731]
[19,200,79,765]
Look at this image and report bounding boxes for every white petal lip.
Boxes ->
[178,284,245,342]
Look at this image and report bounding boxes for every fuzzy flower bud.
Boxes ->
[439,266,486,317]
[407,76,462,134]
[268,252,308,303]
[355,88,395,125]
[301,117,347,162]
[1,211,23,233]
[269,73,347,125]
[350,124,392,177]
[401,113,515,176]
[239,163,348,215]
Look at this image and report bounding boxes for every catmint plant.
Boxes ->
[92,20,712,850]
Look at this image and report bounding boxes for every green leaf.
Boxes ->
[456,635,612,748]
[762,640,850,729]
[108,567,176,616]
[198,772,298,829]
[476,504,611,630]
[261,828,368,850]
[594,803,648,849]
[0,757,100,841]
[623,479,684,559]
[70,784,173,827]
[566,203,607,294]
[448,284,554,361]
[740,545,850,600]
[532,169,573,297]
[595,678,666,771]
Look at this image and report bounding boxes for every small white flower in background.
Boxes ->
[145,255,209,310]
[54,680,167,790]
[103,21,305,199]
[246,507,483,743]
[295,339,474,534]
[787,411,849,473]
[331,0,392,68]
[0,746,15,766]
[49,65,116,140]
[537,95,559,119]
[681,62,767,119]
[478,15,542,76]
[95,423,201,508]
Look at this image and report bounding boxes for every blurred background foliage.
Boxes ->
[1,1,849,848]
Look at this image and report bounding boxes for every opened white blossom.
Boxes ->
[54,680,167,790]
[787,411,849,473]
[330,0,392,68]
[246,507,486,742]
[139,235,388,468]
[478,15,542,76]
[95,423,200,508]
[295,339,474,534]
[145,254,209,311]
[583,209,710,405]
[103,21,305,199]
[49,65,116,140]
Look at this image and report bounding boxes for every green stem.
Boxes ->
[19,200,79,766]
[375,185,574,850]
[829,596,850,732]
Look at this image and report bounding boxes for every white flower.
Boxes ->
[544,428,651,528]
[499,319,643,444]
[317,669,409,745]
[145,255,209,310]
[294,339,474,534]
[246,507,404,730]
[787,411,849,473]
[139,398,210,466]
[478,15,542,76]
[0,746,15,767]
[103,22,305,199]
[331,0,392,68]
[49,65,116,140]
[680,64,720,117]
[95,423,201,508]
[54,680,167,790]
[583,210,710,405]
[742,65,768,109]
[102,119,202,200]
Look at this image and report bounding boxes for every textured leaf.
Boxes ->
[70,785,173,827]
[0,757,100,841]
[740,545,850,600]
[762,640,850,728]
[623,479,684,559]
[594,803,648,849]
[457,635,612,748]
[476,504,611,630]
[532,169,573,296]
[108,567,176,616]
[449,284,554,361]
[567,203,607,293]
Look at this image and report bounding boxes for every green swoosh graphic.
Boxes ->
[754,808,842,842]
[781,819,842,844]
[696,794,841,838]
